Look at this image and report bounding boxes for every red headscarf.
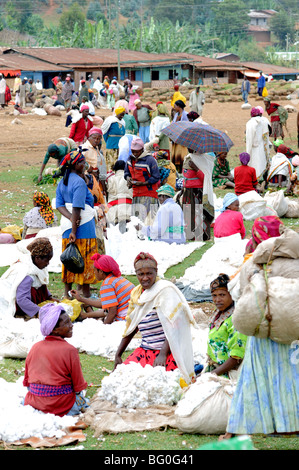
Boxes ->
[245,216,283,253]
[91,254,121,277]
[134,252,158,269]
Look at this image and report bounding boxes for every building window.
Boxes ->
[152,70,160,80]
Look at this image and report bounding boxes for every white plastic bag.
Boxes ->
[238,191,267,220]
[264,190,288,217]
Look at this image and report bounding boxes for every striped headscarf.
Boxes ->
[33,191,55,225]
[54,147,86,185]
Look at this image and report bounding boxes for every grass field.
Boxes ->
[1,155,299,451]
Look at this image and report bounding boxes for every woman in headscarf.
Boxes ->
[113,252,196,384]
[23,191,58,239]
[69,105,93,145]
[70,254,134,323]
[267,149,293,188]
[106,160,133,232]
[223,216,299,439]
[127,83,140,111]
[102,106,126,170]
[212,151,234,189]
[286,155,299,196]
[202,274,247,378]
[149,103,171,158]
[135,183,186,245]
[170,85,186,118]
[213,193,246,240]
[234,152,259,196]
[55,148,97,299]
[171,100,189,173]
[245,215,283,254]
[0,237,60,318]
[23,303,89,417]
[82,127,107,190]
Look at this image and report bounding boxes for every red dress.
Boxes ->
[23,336,87,416]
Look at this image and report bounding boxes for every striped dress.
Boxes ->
[100,274,134,321]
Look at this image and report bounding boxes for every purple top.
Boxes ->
[16,276,51,317]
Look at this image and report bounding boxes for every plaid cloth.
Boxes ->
[29,383,73,397]
[163,121,234,153]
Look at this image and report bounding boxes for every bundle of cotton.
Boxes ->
[97,362,183,409]
[178,234,248,293]
[104,218,205,276]
[0,377,77,443]
[68,319,140,358]
[0,316,43,358]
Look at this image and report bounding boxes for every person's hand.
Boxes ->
[113,356,123,371]
[37,174,43,183]
[135,224,142,231]
[69,232,76,243]
[70,289,83,302]
[153,352,167,368]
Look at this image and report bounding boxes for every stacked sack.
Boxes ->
[232,227,299,344]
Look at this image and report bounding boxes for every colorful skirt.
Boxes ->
[170,143,188,172]
[124,347,178,371]
[226,336,299,435]
[61,237,97,285]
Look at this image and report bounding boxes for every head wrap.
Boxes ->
[174,100,186,109]
[54,148,86,185]
[246,216,283,253]
[39,303,66,337]
[134,99,141,106]
[251,107,260,117]
[273,138,284,147]
[27,237,53,259]
[156,101,163,106]
[157,103,170,117]
[255,106,264,114]
[33,191,55,225]
[80,105,89,112]
[221,193,239,212]
[263,97,271,102]
[115,106,126,116]
[89,127,102,137]
[47,143,59,155]
[292,156,299,167]
[187,111,199,121]
[174,84,179,91]
[157,183,175,198]
[239,152,250,165]
[131,137,144,151]
[134,252,158,270]
[210,274,230,293]
[277,144,293,158]
[91,253,121,277]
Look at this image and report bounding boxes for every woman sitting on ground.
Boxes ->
[71,254,134,323]
[212,152,234,189]
[113,252,196,384]
[0,237,60,318]
[203,274,247,378]
[213,193,246,240]
[23,303,89,417]
[23,191,58,239]
[234,152,259,196]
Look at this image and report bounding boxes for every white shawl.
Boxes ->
[0,255,49,317]
[59,202,97,235]
[124,279,197,384]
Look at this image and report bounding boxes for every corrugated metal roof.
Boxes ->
[0,53,71,72]
[3,47,244,71]
[242,61,299,75]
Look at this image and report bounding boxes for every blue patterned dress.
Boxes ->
[226,336,299,434]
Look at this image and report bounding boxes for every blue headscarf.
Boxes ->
[221,193,239,212]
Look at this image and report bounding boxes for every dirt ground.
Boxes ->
[0,96,298,171]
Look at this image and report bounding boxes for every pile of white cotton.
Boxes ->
[97,362,183,409]
[0,377,77,443]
